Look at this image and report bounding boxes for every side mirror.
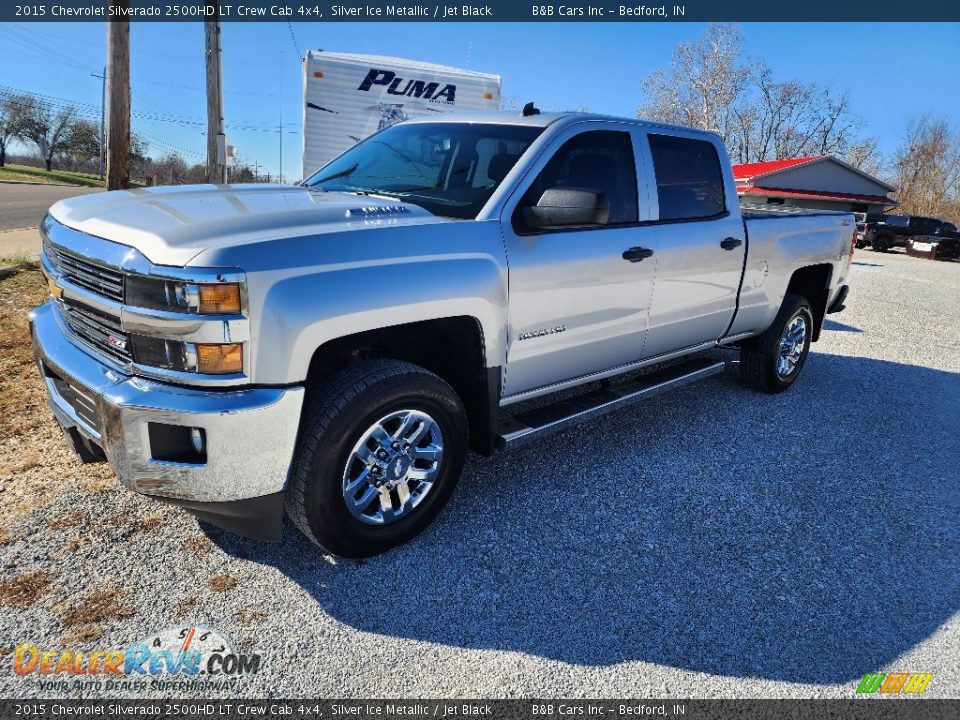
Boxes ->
[521,188,610,229]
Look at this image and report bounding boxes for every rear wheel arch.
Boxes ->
[783,264,832,341]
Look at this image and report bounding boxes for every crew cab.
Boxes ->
[31,111,854,557]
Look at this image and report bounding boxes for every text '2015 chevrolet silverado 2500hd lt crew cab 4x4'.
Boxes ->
[31,111,854,557]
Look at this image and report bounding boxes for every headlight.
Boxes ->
[126,277,242,315]
[130,337,243,375]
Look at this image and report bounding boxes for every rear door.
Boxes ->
[638,131,746,358]
[500,123,658,398]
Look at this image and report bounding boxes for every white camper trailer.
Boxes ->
[302,51,502,179]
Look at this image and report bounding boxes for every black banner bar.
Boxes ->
[4,0,960,23]
[1,700,958,720]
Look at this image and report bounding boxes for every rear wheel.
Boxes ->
[739,293,813,394]
[286,359,468,557]
[872,235,891,252]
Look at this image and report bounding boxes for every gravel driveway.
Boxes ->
[1,250,957,699]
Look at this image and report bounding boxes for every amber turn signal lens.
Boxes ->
[198,283,241,314]
[196,343,243,374]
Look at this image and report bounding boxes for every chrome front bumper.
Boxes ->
[30,301,305,536]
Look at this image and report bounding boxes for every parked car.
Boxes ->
[865,214,960,252]
[906,235,960,261]
[31,110,854,557]
[854,212,891,249]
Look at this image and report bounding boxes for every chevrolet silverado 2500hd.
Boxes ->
[31,111,853,557]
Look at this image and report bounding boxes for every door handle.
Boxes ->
[622,246,654,262]
[720,237,743,250]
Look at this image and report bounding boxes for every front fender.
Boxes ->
[191,221,510,385]
[259,254,508,383]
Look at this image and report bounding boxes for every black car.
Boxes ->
[906,235,960,260]
[854,213,891,249]
[864,214,960,252]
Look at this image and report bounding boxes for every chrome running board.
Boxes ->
[495,357,727,450]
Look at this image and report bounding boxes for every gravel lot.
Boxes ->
[1,249,957,699]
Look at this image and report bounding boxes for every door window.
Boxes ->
[514,130,638,232]
[648,134,727,221]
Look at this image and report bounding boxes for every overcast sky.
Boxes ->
[3,21,958,180]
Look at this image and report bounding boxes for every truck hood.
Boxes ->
[48,183,447,266]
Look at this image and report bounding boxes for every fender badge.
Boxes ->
[518,325,567,341]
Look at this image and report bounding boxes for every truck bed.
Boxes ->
[740,203,851,220]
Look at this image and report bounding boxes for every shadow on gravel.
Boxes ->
[207,353,960,685]
[822,320,863,333]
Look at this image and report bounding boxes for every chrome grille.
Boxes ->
[60,300,132,365]
[47,244,124,303]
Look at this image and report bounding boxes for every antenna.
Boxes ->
[521,102,540,117]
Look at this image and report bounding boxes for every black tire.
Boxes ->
[739,293,814,394]
[872,235,891,252]
[285,359,468,558]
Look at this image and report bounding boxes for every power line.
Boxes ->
[6,26,99,74]
[286,21,302,58]
[0,84,298,131]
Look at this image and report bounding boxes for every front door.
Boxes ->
[501,125,659,398]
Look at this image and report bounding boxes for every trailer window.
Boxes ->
[648,134,727,221]
[303,122,543,219]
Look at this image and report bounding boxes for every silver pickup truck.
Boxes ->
[31,111,853,557]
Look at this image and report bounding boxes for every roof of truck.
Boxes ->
[403,111,723,137]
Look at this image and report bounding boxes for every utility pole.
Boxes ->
[105,4,130,190]
[205,7,227,184]
[91,67,106,180]
[278,50,283,184]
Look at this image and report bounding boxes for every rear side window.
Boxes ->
[648,134,726,221]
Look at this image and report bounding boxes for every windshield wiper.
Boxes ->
[310,163,359,186]
[372,141,435,186]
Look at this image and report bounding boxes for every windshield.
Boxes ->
[302,122,543,219]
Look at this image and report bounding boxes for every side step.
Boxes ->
[496,357,727,450]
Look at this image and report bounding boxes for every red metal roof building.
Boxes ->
[732,155,897,215]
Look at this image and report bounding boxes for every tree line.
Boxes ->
[0,92,271,184]
[638,24,960,224]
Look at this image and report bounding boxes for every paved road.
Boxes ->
[1,250,958,699]
[0,183,101,231]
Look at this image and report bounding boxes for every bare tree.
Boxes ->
[845,137,883,177]
[640,24,876,168]
[63,119,101,169]
[640,23,752,147]
[0,94,32,168]
[892,116,960,224]
[17,97,76,172]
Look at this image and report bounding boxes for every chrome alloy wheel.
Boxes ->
[777,315,807,378]
[342,409,444,526]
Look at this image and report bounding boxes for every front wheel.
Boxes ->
[285,359,468,557]
[739,293,814,394]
